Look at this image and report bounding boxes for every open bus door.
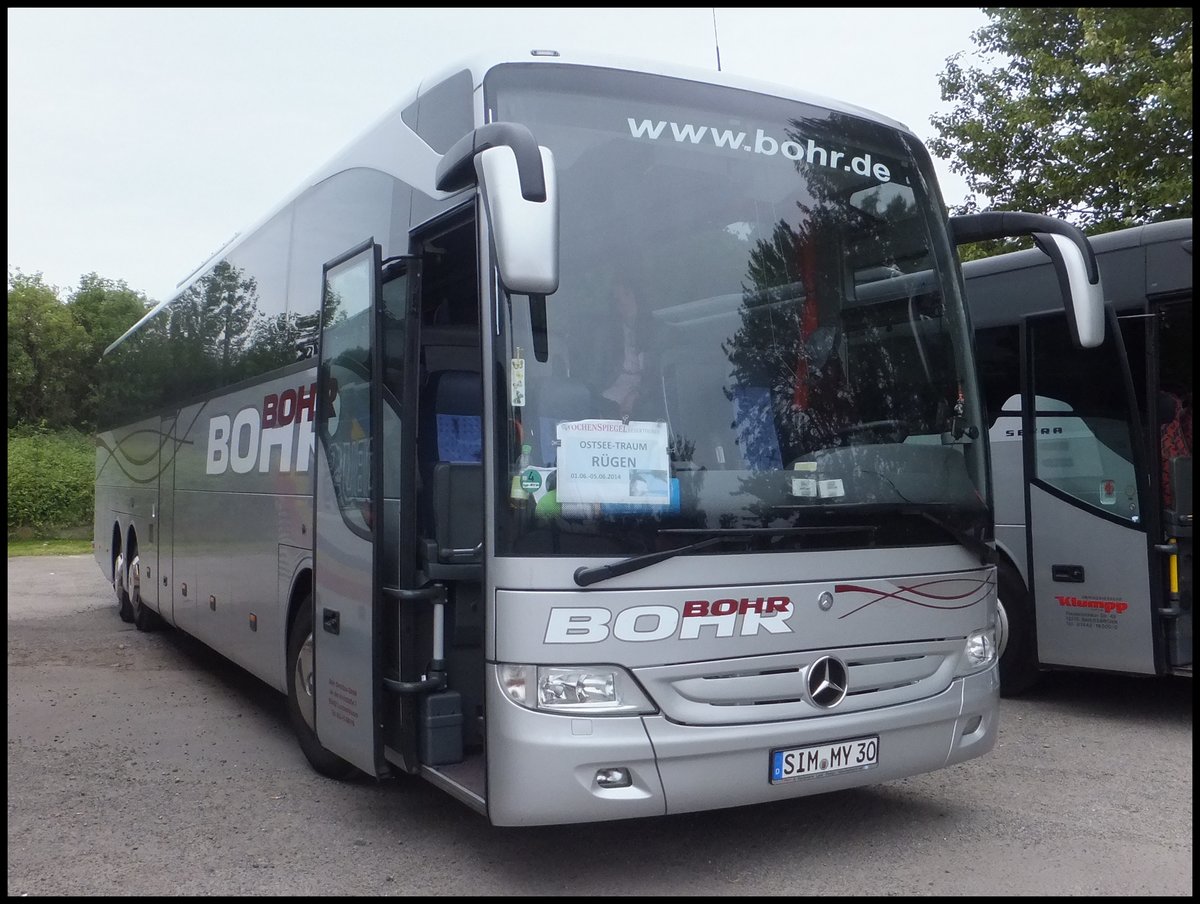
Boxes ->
[1152,297,1193,673]
[1023,310,1160,675]
[311,240,389,776]
[311,240,432,777]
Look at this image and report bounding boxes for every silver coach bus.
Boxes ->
[95,49,1105,826]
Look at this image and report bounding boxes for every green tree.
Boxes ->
[65,273,152,428]
[930,8,1192,241]
[7,270,87,428]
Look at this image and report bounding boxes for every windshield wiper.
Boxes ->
[572,512,989,587]
[572,526,875,587]
[573,536,730,587]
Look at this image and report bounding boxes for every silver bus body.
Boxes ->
[94,48,1108,826]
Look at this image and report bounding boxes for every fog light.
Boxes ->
[595,767,632,789]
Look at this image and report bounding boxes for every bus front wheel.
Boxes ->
[996,561,1041,697]
[129,552,158,632]
[286,595,356,780]
[113,548,135,624]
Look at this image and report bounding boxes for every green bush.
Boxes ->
[7,426,95,536]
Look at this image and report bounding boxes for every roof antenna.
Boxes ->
[711,8,722,72]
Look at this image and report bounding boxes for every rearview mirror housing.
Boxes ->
[950,212,1105,348]
[476,145,559,296]
[435,122,559,297]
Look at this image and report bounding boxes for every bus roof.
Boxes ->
[156,48,913,305]
[962,218,1192,329]
[449,47,915,130]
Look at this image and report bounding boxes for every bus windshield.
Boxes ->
[488,63,987,557]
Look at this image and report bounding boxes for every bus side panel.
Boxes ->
[1029,484,1157,674]
[153,415,176,620]
[94,417,165,588]
[171,372,316,691]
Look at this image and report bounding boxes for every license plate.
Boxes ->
[770,736,879,783]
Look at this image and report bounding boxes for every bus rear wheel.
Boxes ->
[996,561,1041,697]
[286,595,356,780]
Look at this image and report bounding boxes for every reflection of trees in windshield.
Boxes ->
[701,115,970,525]
[714,212,853,528]
[495,83,982,550]
[718,114,958,474]
[724,214,858,464]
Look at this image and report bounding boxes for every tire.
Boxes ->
[129,551,158,632]
[114,549,135,624]
[286,595,357,780]
[996,560,1041,697]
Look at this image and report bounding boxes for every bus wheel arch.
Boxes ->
[996,555,1041,697]
[283,569,312,670]
[285,583,356,780]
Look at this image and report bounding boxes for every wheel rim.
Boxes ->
[128,554,141,612]
[995,595,1011,658]
[293,631,317,733]
[114,552,126,604]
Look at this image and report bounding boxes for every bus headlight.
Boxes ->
[498,664,657,714]
[956,626,998,675]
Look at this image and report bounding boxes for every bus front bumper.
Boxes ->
[483,664,998,827]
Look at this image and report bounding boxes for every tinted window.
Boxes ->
[289,168,407,360]
[486,64,987,557]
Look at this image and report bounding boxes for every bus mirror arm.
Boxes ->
[529,293,549,362]
[436,122,546,200]
[435,122,560,298]
[949,213,1100,283]
[949,212,1105,348]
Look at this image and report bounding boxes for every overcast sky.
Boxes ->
[8,7,990,302]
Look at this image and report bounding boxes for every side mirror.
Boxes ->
[950,212,1105,348]
[475,144,559,296]
[1029,231,1105,348]
[435,122,559,297]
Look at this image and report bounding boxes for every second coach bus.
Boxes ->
[965,218,1191,695]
